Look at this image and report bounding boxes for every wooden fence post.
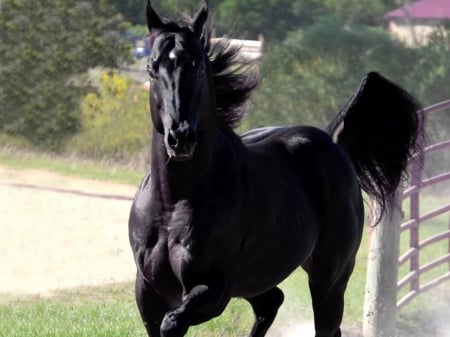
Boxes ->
[363,189,403,337]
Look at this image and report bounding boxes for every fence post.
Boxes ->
[363,188,403,337]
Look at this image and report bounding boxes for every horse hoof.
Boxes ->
[161,313,188,337]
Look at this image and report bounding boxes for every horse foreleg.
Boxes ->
[245,287,285,337]
[160,280,229,337]
[135,272,168,337]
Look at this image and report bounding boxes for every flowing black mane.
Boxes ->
[148,16,258,129]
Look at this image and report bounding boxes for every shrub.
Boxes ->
[0,0,130,150]
[68,72,151,163]
[247,16,416,129]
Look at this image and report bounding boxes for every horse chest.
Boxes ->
[137,225,197,306]
[155,201,211,290]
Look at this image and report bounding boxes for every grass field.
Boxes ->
[1,147,449,336]
[0,273,346,337]
[0,147,145,186]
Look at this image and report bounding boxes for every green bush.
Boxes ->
[67,71,151,163]
[246,16,450,131]
[0,0,130,151]
[247,16,416,129]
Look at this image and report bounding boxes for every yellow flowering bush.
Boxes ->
[68,71,151,163]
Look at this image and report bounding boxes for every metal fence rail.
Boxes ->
[396,99,450,308]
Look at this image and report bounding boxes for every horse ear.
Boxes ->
[192,0,208,38]
[147,0,164,32]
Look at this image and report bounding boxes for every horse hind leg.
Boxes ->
[308,260,355,337]
[245,287,285,337]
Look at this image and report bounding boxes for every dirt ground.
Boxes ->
[0,166,137,295]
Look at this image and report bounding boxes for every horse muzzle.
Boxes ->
[165,122,197,161]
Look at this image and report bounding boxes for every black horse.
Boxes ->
[129,2,423,336]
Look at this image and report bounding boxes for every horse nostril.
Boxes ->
[167,130,178,149]
[186,128,197,144]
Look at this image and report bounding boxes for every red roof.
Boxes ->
[386,0,450,20]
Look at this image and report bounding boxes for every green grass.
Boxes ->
[0,147,145,186]
[0,284,143,337]
[0,250,364,337]
[0,283,255,337]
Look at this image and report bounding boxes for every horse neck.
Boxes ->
[151,122,236,205]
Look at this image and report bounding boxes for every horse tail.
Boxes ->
[327,72,424,222]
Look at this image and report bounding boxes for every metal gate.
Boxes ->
[397,100,450,308]
[363,99,450,337]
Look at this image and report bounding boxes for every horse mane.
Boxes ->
[149,17,258,129]
[207,36,258,128]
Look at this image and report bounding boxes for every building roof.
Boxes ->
[386,0,450,20]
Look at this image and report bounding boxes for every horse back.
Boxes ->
[242,125,360,210]
[243,125,363,234]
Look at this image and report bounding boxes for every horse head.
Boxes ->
[146,0,213,162]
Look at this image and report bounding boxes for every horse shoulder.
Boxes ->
[129,170,161,241]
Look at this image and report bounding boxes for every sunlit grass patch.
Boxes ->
[0,147,144,186]
[0,283,144,337]
[0,283,254,337]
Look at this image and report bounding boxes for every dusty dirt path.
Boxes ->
[0,166,138,295]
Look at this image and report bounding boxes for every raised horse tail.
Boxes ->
[327,72,424,222]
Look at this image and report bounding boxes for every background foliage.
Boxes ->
[1,0,450,163]
[113,0,400,41]
[248,16,419,128]
[68,71,151,163]
[0,0,130,150]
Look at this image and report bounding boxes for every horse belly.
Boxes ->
[232,226,317,298]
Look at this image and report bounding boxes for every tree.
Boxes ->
[217,0,325,41]
[407,26,450,105]
[137,0,212,22]
[320,0,399,25]
[111,0,145,25]
[0,0,130,149]
[246,16,417,129]
[111,0,403,43]
[216,0,400,42]
[409,26,450,145]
